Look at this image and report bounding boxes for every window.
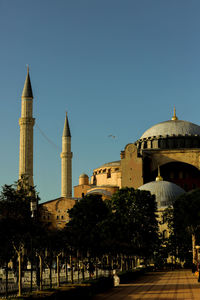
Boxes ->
[179,171,183,179]
[107,169,111,178]
[56,216,59,220]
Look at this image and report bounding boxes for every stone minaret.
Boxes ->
[60,113,72,197]
[19,67,35,186]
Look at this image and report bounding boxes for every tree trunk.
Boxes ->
[18,252,22,297]
[30,259,33,292]
[30,239,33,292]
[57,255,60,287]
[95,260,98,279]
[82,264,85,280]
[192,234,196,264]
[77,259,80,283]
[65,257,68,283]
[49,263,52,289]
[39,255,43,290]
[5,261,8,299]
[120,255,123,271]
[70,255,73,284]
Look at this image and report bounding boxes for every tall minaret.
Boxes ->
[19,67,35,186]
[60,113,73,197]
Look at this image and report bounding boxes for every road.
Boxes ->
[93,269,200,299]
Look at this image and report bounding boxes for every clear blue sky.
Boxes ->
[1,0,200,202]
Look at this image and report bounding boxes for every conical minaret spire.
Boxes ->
[60,113,73,197]
[63,112,71,137]
[19,66,35,186]
[22,66,33,98]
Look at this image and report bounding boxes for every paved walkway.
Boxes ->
[93,270,200,299]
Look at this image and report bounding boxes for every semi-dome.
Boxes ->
[141,119,200,139]
[138,180,185,209]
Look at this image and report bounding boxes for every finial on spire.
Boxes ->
[156,166,163,181]
[171,106,178,121]
[26,64,29,74]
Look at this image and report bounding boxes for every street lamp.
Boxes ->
[30,197,38,291]
[195,245,200,282]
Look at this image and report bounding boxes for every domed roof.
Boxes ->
[141,119,200,139]
[138,180,185,208]
[140,109,200,139]
[79,173,88,178]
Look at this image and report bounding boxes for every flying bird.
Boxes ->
[108,134,116,139]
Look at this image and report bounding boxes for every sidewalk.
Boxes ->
[93,269,200,299]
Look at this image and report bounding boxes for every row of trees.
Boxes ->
[65,188,159,262]
[0,184,160,263]
[0,183,160,295]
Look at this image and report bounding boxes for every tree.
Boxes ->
[163,189,200,264]
[108,188,159,260]
[64,188,159,270]
[0,181,40,295]
[65,194,111,259]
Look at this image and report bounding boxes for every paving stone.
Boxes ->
[93,270,200,300]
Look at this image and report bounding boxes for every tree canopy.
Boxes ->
[109,188,159,258]
[0,181,40,264]
[65,194,111,258]
[64,188,159,260]
[163,188,200,262]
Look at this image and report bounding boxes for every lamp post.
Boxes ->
[196,245,200,282]
[30,197,38,291]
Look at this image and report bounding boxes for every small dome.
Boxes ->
[138,181,185,208]
[79,173,88,178]
[79,173,89,185]
[140,120,200,139]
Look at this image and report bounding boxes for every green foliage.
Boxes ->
[65,188,159,260]
[0,181,40,264]
[108,188,159,257]
[163,189,200,261]
[174,189,200,237]
[65,194,111,257]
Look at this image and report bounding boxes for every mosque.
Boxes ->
[19,69,200,230]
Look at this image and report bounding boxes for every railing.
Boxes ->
[0,268,113,297]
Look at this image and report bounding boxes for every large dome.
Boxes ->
[138,180,185,208]
[141,119,200,139]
